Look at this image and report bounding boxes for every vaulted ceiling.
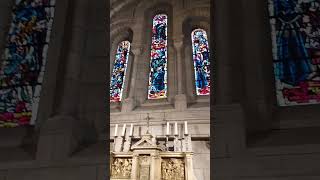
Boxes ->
[110,0,137,18]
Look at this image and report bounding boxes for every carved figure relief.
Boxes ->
[111,158,132,178]
[161,158,185,180]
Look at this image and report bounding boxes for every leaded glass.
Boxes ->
[0,0,55,127]
[148,14,168,99]
[191,29,210,96]
[268,0,320,106]
[110,41,131,102]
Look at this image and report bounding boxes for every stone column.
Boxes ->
[212,0,247,159]
[241,0,273,133]
[185,153,195,180]
[121,45,143,112]
[173,37,188,111]
[184,41,197,101]
[213,0,233,105]
[131,154,139,180]
[150,152,161,180]
[54,0,89,117]
[36,0,89,161]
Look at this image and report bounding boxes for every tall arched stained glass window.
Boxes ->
[0,0,56,127]
[110,41,131,102]
[268,0,320,106]
[191,29,210,96]
[148,14,168,99]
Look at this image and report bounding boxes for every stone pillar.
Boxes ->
[150,152,161,180]
[36,116,81,161]
[185,153,195,180]
[212,0,247,159]
[121,45,143,112]
[174,38,188,111]
[213,0,233,105]
[36,0,89,160]
[54,0,90,116]
[241,0,273,133]
[131,154,139,180]
[131,153,139,180]
[184,42,197,101]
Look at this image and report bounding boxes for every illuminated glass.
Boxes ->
[191,29,210,95]
[268,0,320,106]
[148,14,168,99]
[0,0,56,127]
[110,41,131,102]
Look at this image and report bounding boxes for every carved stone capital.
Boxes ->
[131,45,144,55]
[121,98,136,112]
[173,40,184,50]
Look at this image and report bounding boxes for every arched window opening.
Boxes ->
[110,40,131,102]
[148,14,168,99]
[0,0,56,127]
[191,28,210,96]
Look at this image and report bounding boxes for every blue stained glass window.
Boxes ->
[0,0,55,127]
[110,41,131,102]
[148,14,168,99]
[191,29,210,96]
[268,0,320,106]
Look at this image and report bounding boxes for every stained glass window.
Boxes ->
[268,0,320,106]
[0,0,55,127]
[110,41,131,102]
[191,29,210,96]
[148,14,168,99]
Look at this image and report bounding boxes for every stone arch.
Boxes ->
[110,27,134,58]
[180,7,210,37]
[111,0,138,19]
[134,0,174,19]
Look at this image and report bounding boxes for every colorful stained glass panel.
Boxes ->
[268,0,320,106]
[0,0,55,127]
[191,29,210,96]
[148,14,168,99]
[110,41,130,102]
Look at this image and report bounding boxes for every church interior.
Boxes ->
[0,0,319,180]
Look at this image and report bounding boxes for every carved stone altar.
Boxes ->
[110,132,196,180]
